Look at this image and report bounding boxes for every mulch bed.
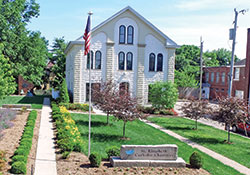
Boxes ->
[56,151,210,175]
[0,110,41,175]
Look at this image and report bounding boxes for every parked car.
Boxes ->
[232,120,250,135]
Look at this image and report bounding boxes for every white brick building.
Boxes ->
[65,6,178,105]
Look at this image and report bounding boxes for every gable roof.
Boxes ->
[76,6,178,48]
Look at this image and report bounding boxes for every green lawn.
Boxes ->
[0,95,47,109]
[72,113,242,175]
[148,117,250,168]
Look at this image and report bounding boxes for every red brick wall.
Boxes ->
[18,75,34,95]
[203,66,246,99]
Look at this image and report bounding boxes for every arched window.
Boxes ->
[157,53,163,71]
[127,25,134,44]
[118,52,125,70]
[126,52,133,70]
[149,53,155,71]
[87,51,94,69]
[119,25,126,44]
[95,51,101,69]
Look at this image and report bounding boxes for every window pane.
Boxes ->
[118,52,125,70]
[205,72,209,82]
[119,25,125,44]
[211,72,214,82]
[95,51,101,69]
[222,72,225,84]
[127,26,134,44]
[149,53,155,71]
[234,68,240,80]
[86,51,93,69]
[126,52,133,70]
[216,72,219,83]
[157,53,163,71]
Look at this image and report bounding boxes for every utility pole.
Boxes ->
[228,8,247,97]
[199,37,204,100]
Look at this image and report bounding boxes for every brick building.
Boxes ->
[203,28,250,101]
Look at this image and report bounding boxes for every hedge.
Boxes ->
[10,110,37,174]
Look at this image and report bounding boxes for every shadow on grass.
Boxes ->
[81,132,122,142]
[190,136,224,144]
[18,96,45,105]
[164,125,193,131]
[75,120,108,127]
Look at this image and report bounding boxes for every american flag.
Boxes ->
[83,15,91,56]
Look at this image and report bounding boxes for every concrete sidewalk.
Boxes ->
[35,98,57,175]
[142,119,250,175]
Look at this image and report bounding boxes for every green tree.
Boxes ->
[50,37,67,89]
[149,81,178,110]
[59,79,69,103]
[0,0,49,86]
[175,70,198,88]
[210,48,239,66]
[0,45,16,98]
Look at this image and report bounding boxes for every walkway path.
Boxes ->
[35,98,57,175]
[142,119,250,175]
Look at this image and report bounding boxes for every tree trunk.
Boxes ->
[227,125,230,143]
[195,118,198,130]
[106,112,109,125]
[123,122,126,138]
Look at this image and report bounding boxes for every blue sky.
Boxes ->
[27,0,250,59]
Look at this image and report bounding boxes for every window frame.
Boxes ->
[126,52,133,70]
[211,72,214,82]
[149,53,155,72]
[216,72,220,83]
[157,53,163,72]
[119,25,126,44]
[127,25,134,44]
[234,67,240,80]
[118,52,125,70]
[95,51,102,69]
[87,51,94,69]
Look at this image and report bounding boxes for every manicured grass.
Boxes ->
[148,117,250,168]
[0,95,47,109]
[72,113,242,175]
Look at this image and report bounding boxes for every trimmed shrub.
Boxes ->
[189,152,202,169]
[106,146,120,158]
[10,161,26,174]
[12,155,27,164]
[89,152,101,167]
[14,148,29,157]
[11,110,37,174]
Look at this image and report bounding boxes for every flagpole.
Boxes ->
[88,11,93,158]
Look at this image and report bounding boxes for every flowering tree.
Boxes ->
[93,80,144,138]
[92,81,116,125]
[113,90,143,138]
[213,97,249,143]
[181,99,211,130]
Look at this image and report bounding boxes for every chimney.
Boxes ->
[245,28,250,101]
